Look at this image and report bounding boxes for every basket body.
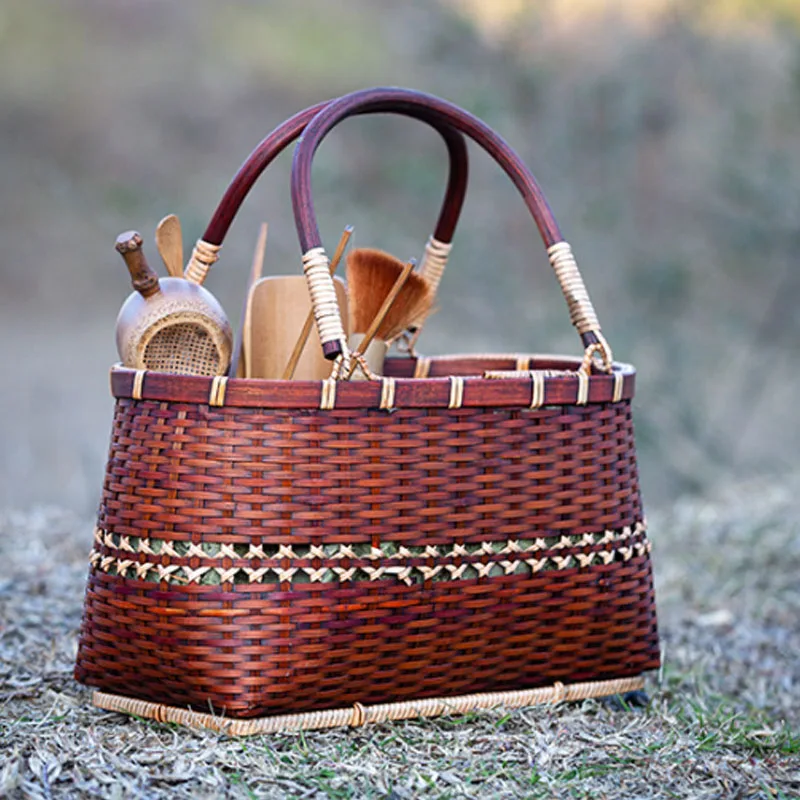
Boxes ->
[75,355,659,718]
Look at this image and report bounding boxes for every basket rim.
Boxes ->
[110,353,635,410]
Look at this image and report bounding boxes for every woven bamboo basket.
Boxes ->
[75,88,659,732]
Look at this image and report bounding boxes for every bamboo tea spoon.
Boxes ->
[155,214,185,278]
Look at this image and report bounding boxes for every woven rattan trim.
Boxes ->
[131,370,146,401]
[184,239,221,285]
[418,236,452,294]
[89,523,649,586]
[613,371,624,403]
[448,376,465,408]
[546,241,600,336]
[110,357,635,408]
[208,376,228,407]
[380,377,396,410]
[93,675,646,735]
[302,247,347,347]
[320,378,337,410]
[413,357,431,378]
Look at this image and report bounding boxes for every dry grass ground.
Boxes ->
[3,0,800,514]
[2,3,800,797]
[1,474,798,799]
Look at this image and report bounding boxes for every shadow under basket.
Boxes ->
[75,353,660,732]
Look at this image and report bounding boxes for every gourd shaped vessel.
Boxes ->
[114,231,232,376]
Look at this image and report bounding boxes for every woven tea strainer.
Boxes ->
[114,231,233,376]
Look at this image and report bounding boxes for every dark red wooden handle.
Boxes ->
[292,87,562,255]
[289,88,608,359]
[203,101,468,247]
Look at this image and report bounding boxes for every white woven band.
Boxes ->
[302,247,347,348]
[184,239,221,286]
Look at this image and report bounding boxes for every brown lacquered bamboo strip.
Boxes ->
[93,676,645,735]
[292,88,560,252]
[282,226,353,380]
[109,357,635,408]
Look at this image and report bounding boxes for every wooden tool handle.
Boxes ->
[290,87,610,364]
[116,231,160,298]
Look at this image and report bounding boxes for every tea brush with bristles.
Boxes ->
[346,247,433,377]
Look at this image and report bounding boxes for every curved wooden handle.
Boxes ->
[292,89,561,250]
[202,101,468,247]
[291,87,611,365]
[201,99,469,360]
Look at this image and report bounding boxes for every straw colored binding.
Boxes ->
[131,370,146,401]
[320,378,337,410]
[483,369,569,380]
[547,241,612,370]
[208,376,228,407]
[413,357,431,378]
[380,377,396,410]
[613,371,624,403]
[302,247,348,350]
[448,376,465,409]
[184,239,221,286]
[576,371,589,406]
[418,236,452,295]
[530,371,545,409]
[482,368,572,409]
[92,675,645,735]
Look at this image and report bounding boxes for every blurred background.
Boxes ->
[1,0,798,515]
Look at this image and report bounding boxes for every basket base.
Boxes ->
[92,675,647,736]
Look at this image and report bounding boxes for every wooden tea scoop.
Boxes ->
[247,274,348,380]
[230,222,268,378]
[245,226,350,380]
[282,225,353,380]
[115,231,233,376]
[346,248,432,378]
[155,214,185,278]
